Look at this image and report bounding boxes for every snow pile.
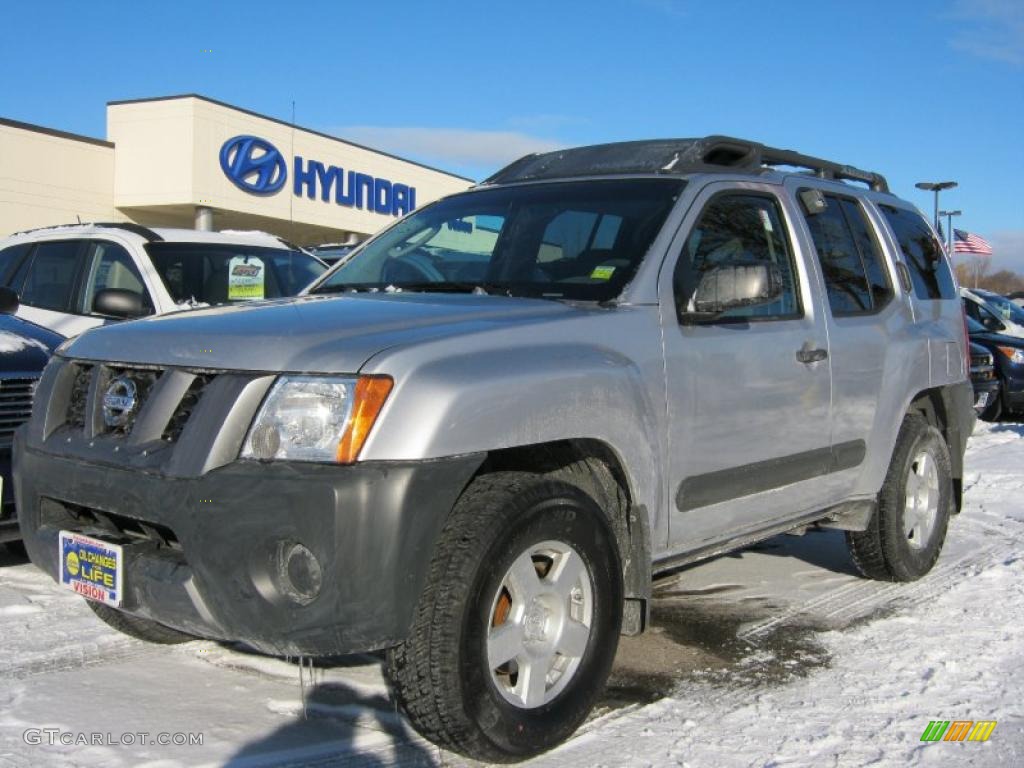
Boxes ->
[0,422,1021,766]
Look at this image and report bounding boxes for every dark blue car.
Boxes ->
[0,289,62,543]
[967,314,1024,421]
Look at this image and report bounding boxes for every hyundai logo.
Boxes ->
[219,135,287,195]
[102,376,138,428]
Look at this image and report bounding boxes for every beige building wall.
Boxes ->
[0,118,120,237]
[108,95,472,243]
[2,95,473,245]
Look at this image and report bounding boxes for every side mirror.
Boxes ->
[682,261,784,321]
[982,314,1005,332]
[93,289,147,319]
[0,286,19,315]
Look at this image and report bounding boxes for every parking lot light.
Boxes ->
[916,181,958,232]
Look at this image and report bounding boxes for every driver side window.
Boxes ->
[80,242,152,315]
[673,193,801,320]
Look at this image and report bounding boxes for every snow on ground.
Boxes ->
[1,421,1022,767]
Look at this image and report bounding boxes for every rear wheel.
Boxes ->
[87,601,196,644]
[847,413,952,582]
[384,472,623,762]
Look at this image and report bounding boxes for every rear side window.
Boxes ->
[879,205,956,300]
[19,240,82,312]
[0,243,32,285]
[802,193,892,315]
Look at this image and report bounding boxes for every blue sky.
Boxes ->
[2,0,1022,266]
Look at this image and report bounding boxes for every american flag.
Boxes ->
[953,229,993,256]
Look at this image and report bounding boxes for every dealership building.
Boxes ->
[0,94,474,246]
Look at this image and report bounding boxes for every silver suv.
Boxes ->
[16,137,972,762]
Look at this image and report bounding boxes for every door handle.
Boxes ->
[796,346,828,364]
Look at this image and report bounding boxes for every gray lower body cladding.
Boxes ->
[15,438,484,656]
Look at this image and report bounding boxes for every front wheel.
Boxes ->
[847,413,953,582]
[385,472,623,762]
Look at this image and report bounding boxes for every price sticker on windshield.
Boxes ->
[228,256,266,301]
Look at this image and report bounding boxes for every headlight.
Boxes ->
[241,375,393,463]
[997,346,1024,365]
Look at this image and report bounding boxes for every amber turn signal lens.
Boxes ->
[336,375,393,464]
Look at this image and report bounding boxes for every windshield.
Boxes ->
[313,179,685,302]
[977,291,1024,325]
[146,243,326,305]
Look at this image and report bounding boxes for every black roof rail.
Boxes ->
[90,222,165,242]
[6,221,165,242]
[484,135,889,193]
[748,139,889,193]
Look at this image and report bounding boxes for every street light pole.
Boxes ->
[916,180,958,232]
[939,209,961,254]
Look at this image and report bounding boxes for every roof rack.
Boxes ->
[90,222,164,241]
[484,135,889,193]
[8,221,165,241]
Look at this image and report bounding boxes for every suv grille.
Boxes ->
[66,364,93,428]
[61,362,219,443]
[0,377,38,448]
[162,373,213,442]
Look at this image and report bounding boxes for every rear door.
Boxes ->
[787,182,907,500]
[659,182,833,550]
[876,203,964,388]
[11,240,94,337]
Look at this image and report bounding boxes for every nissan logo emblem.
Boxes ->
[102,376,138,428]
[219,135,288,195]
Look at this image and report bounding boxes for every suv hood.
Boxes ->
[63,293,580,372]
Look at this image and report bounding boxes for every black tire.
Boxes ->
[847,414,953,582]
[87,601,196,644]
[2,541,27,559]
[384,472,623,762]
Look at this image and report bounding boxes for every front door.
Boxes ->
[659,183,833,550]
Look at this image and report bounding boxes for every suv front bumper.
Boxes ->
[15,438,483,656]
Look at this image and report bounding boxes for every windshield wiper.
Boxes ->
[383,282,492,294]
[310,283,377,294]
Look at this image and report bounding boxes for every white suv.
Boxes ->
[0,224,326,337]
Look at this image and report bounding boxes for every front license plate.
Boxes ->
[59,531,123,607]
[975,391,989,409]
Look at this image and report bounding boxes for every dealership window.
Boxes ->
[80,241,152,315]
[18,240,82,312]
[803,193,892,315]
[673,193,801,320]
[879,204,956,300]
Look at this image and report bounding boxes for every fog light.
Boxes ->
[276,542,322,605]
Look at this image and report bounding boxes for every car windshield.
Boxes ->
[977,291,1024,325]
[145,243,326,305]
[312,179,686,302]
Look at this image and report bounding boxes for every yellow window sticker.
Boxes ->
[590,265,616,280]
[228,256,266,301]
